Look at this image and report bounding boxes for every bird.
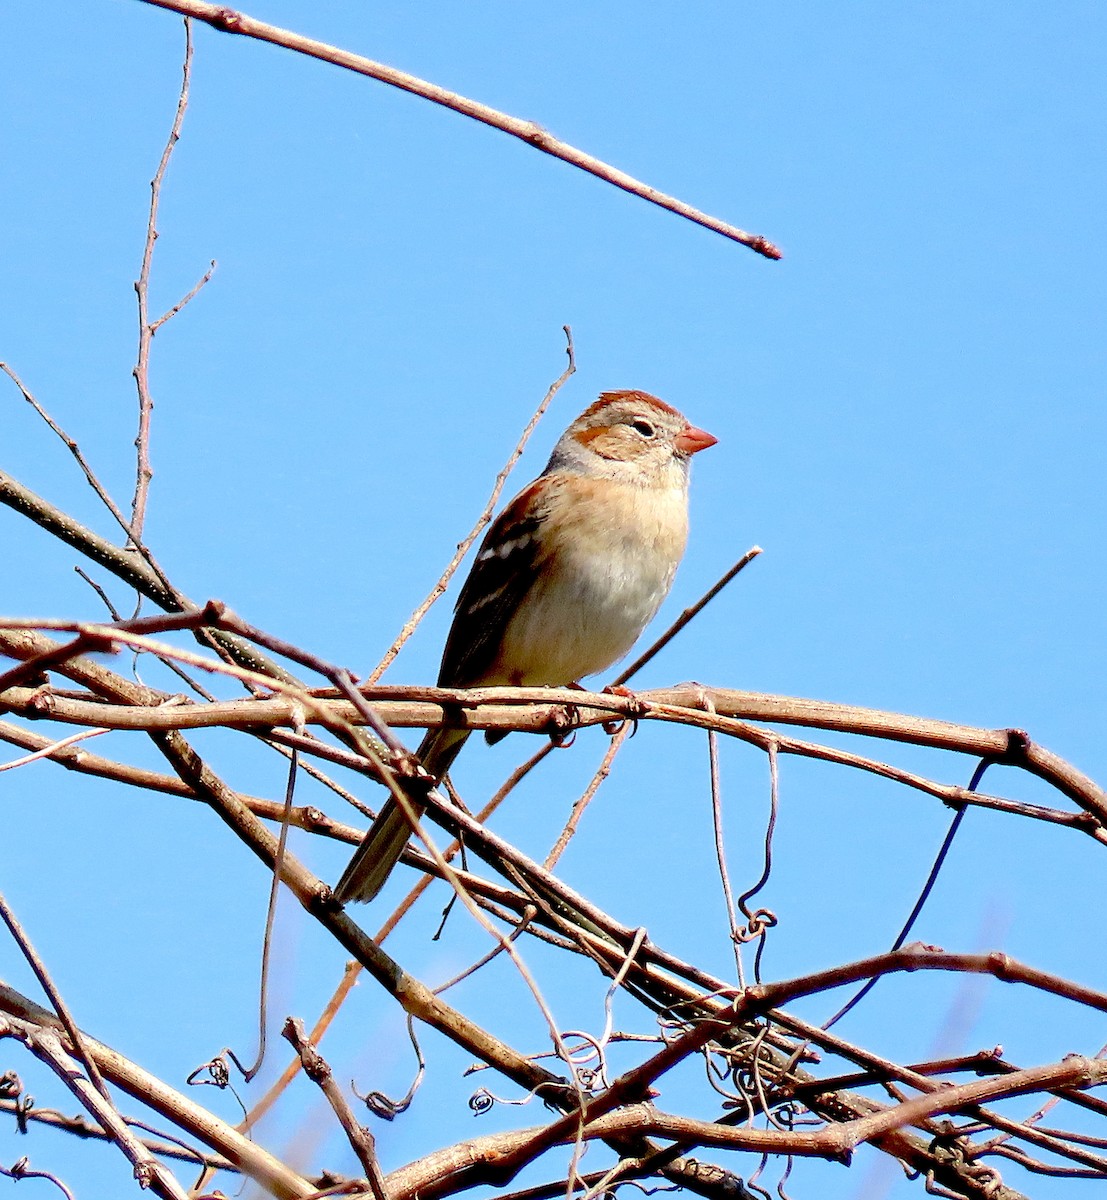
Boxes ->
[334,390,716,903]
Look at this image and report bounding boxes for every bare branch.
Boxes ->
[0,1096,231,1171]
[4,656,1099,832]
[746,944,1107,1019]
[0,363,134,539]
[282,1017,388,1200]
[3,1018,191,1200]
[0,984,314,1199]
[131,17,195,541]
[0,718,361,840]
[135,2,781,258]
[0,890,111,1103]
[150,258,215,332]
[0,470,297,681]
[543,721,631,869]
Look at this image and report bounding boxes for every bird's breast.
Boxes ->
[491,478,688,685]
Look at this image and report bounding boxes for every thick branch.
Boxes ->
[5,672,1099,830]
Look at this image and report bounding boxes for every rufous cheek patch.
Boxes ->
[572,426,613,447]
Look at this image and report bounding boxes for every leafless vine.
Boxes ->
[0,7,1102,1200]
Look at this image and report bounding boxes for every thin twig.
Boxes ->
[374,741,556,942]
[0,727,110,772]
[0,373,198,637]
[0,718,362,841]
[0,1158,75,1200]
[614,546,762,686]
[433,909,538,995]
[0,363,134,538]
[237,743,303,1082]
[821,758,990,1030]
[131,16,195,541]
[702,694,744,985]
[76,563,218,699]
[239,961,362,1133]
[74,566,123,619]
[0,891,111,1103]
[544,722,630,869]
[0,1097,232,1170]
[150,259,216,332]
[367,326,576,683]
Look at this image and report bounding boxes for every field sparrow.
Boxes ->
[335,390,716,903]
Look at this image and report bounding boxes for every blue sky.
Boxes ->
[2,3,1105,1198]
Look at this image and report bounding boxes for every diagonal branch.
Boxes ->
[0,983,314,1199]
[0,469,295,682]
[134,0,781,259]
[282,1017,388,1200]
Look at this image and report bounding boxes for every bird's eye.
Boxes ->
[630,419,656,438]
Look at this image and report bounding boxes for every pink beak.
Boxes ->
[674,424,718,456]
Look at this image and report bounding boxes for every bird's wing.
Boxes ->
[437,479,549,686]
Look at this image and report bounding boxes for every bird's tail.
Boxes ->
[333,725,470,904]
[417,724,471,780]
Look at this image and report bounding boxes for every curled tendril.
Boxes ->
[184,1054,247,1122]
[775,1152,796,1200]
[351,1015,425,1121]
[186,1056,230,1089]
[468,1081,560,1114]
[616,1182,680,1197]
[557,1030,610,1092]
[744,1168,772,1200]
[736,908,778,943]
[2,1156,76,1200]
[357,1089,410,1122]
[352,1064,424,1121]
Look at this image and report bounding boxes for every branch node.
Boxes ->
[1001,727,1032,763]
[213,7,244,32]
[26,687,58,718]
[200,598,228,624]
[986,950,1015,981]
